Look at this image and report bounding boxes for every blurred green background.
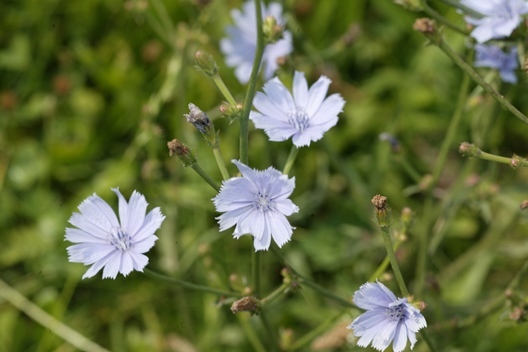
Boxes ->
[3,0,528,351]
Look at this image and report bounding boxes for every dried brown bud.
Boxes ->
[413,18,436,34]
[167,139,196,166]
[371,195,387,210]
[230,296,260,315]
[520,200,528,210]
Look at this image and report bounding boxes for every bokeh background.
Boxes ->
[3,0,528,351]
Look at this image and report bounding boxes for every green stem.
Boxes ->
[213,148,230,180]
[432,70,470,185]
[416,67,470,295]
[368,240,403,283]
[420,329,439,352]
[420,29,528,127]
[0,278,110,352]
[259,312,280,351]
[380,227,409,297]
[271,247,356,309]
[239,0,265,164]
[474,148,523,165]
[143,269,240,297]
[212,73,237,107]
[282,145,299,175]
[260,280,289,306]
[288,311,346,351]
[236,314,267,352]
[252,251,261,298]
[190,163,220,191]
[419,0,468,34]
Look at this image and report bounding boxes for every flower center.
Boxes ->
[253,191,273,212]
[288,107,310,131]
[385,303,405,322]
[110,228,131,251]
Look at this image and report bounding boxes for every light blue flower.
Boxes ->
[348,281,427,352]
[212,160,299,251]
[66,189,165,279]
[461,0,528,43]
[474,44,519,83]
[220,1,293,84]
[250,71,345,147]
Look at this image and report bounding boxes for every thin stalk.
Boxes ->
[368,240,403,283]
[420,329,439,352]
[288,311,346,351]
[416,67,470,295]
[0,278,110,352]
[432,72,470,185]
[143,269,240,297]
[259,311,280,351]
[212,74,237,107]
[212,148,230,180]
[190,163,220,191]
[239,0,265,164]
[380,227,409,297]
[260,280,290,306]
[420,29,528,127]
[419,0,468,34]
[236,314,267,352]
[474,149,521,165]
[252,251,261,298]
[271,247,356,309]
[282,145,299,175]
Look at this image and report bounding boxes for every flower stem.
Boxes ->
[0,278,110,352]
[143,268,240,297]
[239,0,265,165]
[418,26,528,127]
[419,0,468,35]
[212,73,237,107]
[212,147,230,180]
[282,145,299,175]
[368,239,403,283]
[415,69,470,295]
[252,250,261,298]
[260,280,289,306]
[236,314,267,352]
[190,163,220,191]
[420,329,439,352]
[379,226,410,297]
[271,247,356,309]
[288,312,346,351]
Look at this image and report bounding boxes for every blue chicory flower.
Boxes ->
[460,0,528,43]
[348,281,427,352]
[212,160,299,251]
[220,1,293,84]
[250,71,345,147]
[474,44,519,83]
[66,189,165,279]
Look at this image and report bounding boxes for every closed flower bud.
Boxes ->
[231,296,260,315]
[459,142,481,158]
[167,139,196,167]
[194,50,218,76]
[263,15,284,43]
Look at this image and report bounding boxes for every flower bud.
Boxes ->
[412,18,436,35]
[167,139,196,167]
[220,102,244,123]
[372,195,391,229]
[263,15,284,44]
[231,296,260,315]
[459,142,481,158]
[194,50,218,76]
[185,103,211,134]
